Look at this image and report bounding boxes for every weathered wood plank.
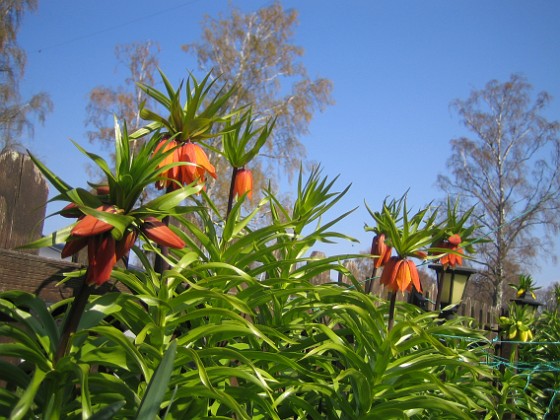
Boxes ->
[0,150,48,252]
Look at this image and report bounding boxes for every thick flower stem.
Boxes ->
[365,267,378,294]
[435,269,444,312]
[154,215,170,274]
[55,280,92,362]
[154,186,173,274]
[387,292,397,331]
[226,167,239,219]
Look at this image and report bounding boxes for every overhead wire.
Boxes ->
[33,0,205,54]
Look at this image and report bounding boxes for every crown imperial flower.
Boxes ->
[380,257,422,293]
[141,217,185,249]
[181,142,217,186]
[439,234,463,267]
[233,168,253,200]
[370,233,392,268]
[154,139,182,191]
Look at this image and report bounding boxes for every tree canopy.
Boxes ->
[182,1,334,202]
[0,0,52,152]
[437,74,560,307]
[85,41,160,151]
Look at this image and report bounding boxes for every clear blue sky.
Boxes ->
[17,1,560,286]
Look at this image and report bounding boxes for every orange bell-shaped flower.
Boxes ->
[154,139,182,190]
[180,142,217,186]
[380,257,422,293]
[86,234,117,286]
[371,233,392,268]
[141,217,185,249]
[61,236,88,258]
[233,168,253,200]
[440,234,463,267]
[115,230,138,260]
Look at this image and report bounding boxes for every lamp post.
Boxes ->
[429,264,477,315]
[510,295,542,312]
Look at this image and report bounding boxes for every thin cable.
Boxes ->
[35,0,204,54]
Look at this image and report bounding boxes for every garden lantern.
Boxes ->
[510,295,542,312]
[429,264,477,312]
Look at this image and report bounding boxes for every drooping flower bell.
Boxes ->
[439,234,463,267]
[370,233,392,268]
[86,234,117,286]
[154,140,217,191]
[380,257,422,293]
[141,217,185,248]
[61,205,185,285]
[180,142,217,186]
[61,205,131,285]
[233,168,253,200]
[154,139,182,190]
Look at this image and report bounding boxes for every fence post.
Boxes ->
[0,150,48,252]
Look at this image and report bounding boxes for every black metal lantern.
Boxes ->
[510,294,543,311]
[429,264,477,311]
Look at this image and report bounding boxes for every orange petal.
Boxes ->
[96,185,110,195]
[381,246,393,266]
[450,247,463,266]
[414,251,427,260]
[180,142,217,185]
[193,143,217,179]
[60,202,82,218]
[155,139,181,190]
[395,259,411,292]
[142,217,185,249]
[71,205,115,237]
[61,236,88,258]
[116,230,137,260]
[86,235,117,286]
[407,260,422,292]
[448,234,462,246]
[371,234,388,268]
[379,256,397,287]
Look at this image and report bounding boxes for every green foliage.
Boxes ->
[509,273,541,300]
[222,110,275,169]
[366,193,437,258]
[0,71,553,419]
[519,309,560,418]
[136,70,237,142]
[0,167,530,418]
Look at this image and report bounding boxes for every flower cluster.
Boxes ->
[380,257,422,293]
[155,140,217,191]
[366,196,479,295]
[61,188,185,285]
[366,196,433,293]
[437,233,464,267]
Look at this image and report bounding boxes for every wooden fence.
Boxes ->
[0,248,83,303]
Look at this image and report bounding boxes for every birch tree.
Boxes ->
[437,74,560,308]
[85,41,160,152]
[182,1,334,190]
[1,0,52,152]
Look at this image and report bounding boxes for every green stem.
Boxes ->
[154,215,170,274]
[388,292,397,331]
[226,167,239,219]
[55,280,92,362]
[154,185,173,274]
[365,266,378,294]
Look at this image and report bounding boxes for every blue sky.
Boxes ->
[17,1,560,286]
